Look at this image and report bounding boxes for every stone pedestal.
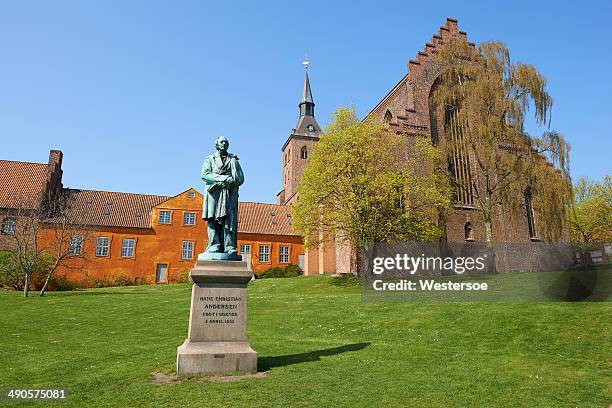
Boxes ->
[176,259,257,375]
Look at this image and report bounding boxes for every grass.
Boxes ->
[0,270,610,407]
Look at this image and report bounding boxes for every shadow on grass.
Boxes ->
[258,342,370,371]
[541,266,611,301]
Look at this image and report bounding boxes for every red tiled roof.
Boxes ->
[61,189,170,229]
[0,160,49,209]
[1,154,300,236]
[238,202,298,236]
[58,194,297,235]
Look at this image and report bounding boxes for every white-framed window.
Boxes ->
[183,212,196,226]
[590,250,603,264]
[121,238,136,257]
[240,244,251,254]
[158,210,171,224]
[1,218,16,235]
[182,241,194,260]
[279,245,290,263]
[69,236,84,255]
[95,237,110,257]
[187,192,195,198]
[259,244,270,263]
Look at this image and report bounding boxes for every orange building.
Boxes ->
[2,151,304,285]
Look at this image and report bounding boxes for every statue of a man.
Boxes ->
[200,136,244,260]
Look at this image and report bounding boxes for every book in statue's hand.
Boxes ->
[207,182,223,193]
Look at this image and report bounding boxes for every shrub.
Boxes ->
[133,277,146,286]
[260,267,285,279]
[176,270,191,284]
[91,278,112,288]
[0,251,24,290]
[260,265,301,279]
[284,264,301,277]
[329,275,361,287]
[48,275,75,291]
[114,275,133,287]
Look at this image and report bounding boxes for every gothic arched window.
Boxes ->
[384,110,392,124]
[300,146,308,160]
[445,108,474,206]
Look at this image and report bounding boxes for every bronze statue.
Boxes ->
[200,136,244,260]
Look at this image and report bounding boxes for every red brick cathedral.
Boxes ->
[279,18,552,275]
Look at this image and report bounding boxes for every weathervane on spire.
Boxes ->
[302,57,310,71]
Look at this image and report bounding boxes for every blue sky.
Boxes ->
[0,0,610,203]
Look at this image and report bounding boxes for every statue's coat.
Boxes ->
[200,151,244,239]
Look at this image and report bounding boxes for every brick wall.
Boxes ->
[281,135,318,205]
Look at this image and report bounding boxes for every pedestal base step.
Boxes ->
[176,340,257,375]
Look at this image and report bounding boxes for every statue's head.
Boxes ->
[215,136,229,153]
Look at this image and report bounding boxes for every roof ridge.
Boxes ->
[0,159,48,166]
[65,187,171,199]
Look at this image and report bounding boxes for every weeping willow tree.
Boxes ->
[569,176,612,245]
[292,107,450,251]
[432,38,572,243]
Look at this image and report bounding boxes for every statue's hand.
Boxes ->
[224,177,235,187]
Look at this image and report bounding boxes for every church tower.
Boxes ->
[277,60,321,205]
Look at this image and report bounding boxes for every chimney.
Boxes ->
[46,149,64,192]
[48,150,63,168]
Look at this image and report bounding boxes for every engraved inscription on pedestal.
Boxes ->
[189,290,245,342]
[176,260,257,375]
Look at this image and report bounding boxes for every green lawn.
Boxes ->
[0,273,610,407]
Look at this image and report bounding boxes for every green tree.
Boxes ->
[432,38,572,243]
[292,107,451,254]
[569,175,612,246]
[0,250,24,290]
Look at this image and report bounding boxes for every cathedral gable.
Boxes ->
[368,18,475,136]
